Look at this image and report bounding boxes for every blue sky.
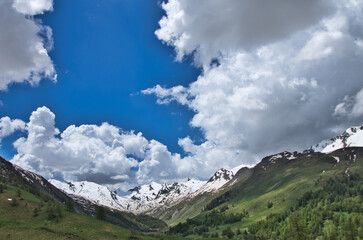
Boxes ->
[0,0,202,159]
[1,0,362,187]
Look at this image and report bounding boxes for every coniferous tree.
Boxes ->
[65,200,74,212]
[344,218,357,240]
[288,215,308,240]
[96,207,106,221]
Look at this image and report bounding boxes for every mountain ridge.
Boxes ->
[48,125,363,219]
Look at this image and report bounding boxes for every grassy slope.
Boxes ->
[152,168,253,226]
[183,148,362,236]
[0,183,191,240]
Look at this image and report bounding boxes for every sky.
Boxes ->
[0,0,363,191]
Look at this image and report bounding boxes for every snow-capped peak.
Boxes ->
[195,168,235,193]
[48,179,128,211]
[48,167,238,215]
[49,178,209,214]
[312,125,363,153]
[207,168,234,183]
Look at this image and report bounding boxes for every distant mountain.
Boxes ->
[49,169,235,215]
[312,125,363,153]
[48,124,363,221]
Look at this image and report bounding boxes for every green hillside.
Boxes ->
[168,148,363,239]
[1,148,362,239]
[0,180,195,240]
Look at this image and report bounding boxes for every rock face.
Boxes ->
[312,126,363,153]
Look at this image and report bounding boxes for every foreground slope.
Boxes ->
[0,180,188,240]
[0,156,166,232]
[168,147,363,238]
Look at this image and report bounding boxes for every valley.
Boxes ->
[0,126,362,239]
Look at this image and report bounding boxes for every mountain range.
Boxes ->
[0,124,362,239]
[46,125,363,219]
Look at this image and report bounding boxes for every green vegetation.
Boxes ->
[96,206,106,221]
[0,156,168,233]
[169,208,249,236]
[166,148,363,239]
[247,173,362,239]
[46,201,64,222]
[1,149,362,239]
[0,181,184,240]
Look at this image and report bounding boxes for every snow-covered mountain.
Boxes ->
[195,168,234,193]
[49,179,128,211]
[47,124,363,215]
[312,125,363,153]
[49,168,235,214]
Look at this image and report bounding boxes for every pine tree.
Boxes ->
[96,207,106,221]
[288,215,308,240]
[344,218,357,240]
[65,200,74,212]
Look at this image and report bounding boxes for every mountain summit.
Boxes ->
[312,125,363,153]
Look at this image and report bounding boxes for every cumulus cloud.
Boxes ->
[144,0,363,175]
[141,85,190,105]
[13,0,53,15]
[0,117,25,143]
[155,0,335,66]
[10,107,184,189]
[0,0,56,91]
[334,88,363,118]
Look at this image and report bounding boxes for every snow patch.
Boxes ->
[332,156,340,163]
[313,126,363,153]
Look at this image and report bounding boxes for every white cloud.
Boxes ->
[335,88,363,118]
[141,85,190,105]
[144,0,363,175]
[13,0,53,15]
[10,107,185,188]
[0,0,56,91]
[0,117,25,142]
[155,0,335,66]
[352,89,363,117]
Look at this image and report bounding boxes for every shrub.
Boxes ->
[47,202,63,221]
[16,189,22,197]
[11,198,18,207]
[33,207,39,217]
